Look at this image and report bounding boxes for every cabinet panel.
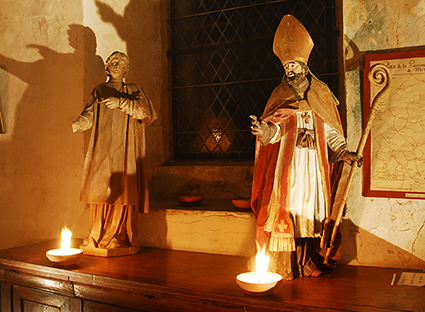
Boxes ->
[83,301,143,312]
[1,283,12,312]
[5,270,73,297]
[12,285,80,312]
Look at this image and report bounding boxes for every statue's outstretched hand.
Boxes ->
[250,115,277,146]
[338,149,363,167]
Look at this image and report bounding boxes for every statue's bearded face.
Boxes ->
[284,61,306,86]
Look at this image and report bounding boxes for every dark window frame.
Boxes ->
[168,0,342,161]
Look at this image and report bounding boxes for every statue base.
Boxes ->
[80,244,140,257]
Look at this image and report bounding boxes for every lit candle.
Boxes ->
[236,244,282,295]
[255,245,270,282]
[61,227,72,251]
[46,227,83,265]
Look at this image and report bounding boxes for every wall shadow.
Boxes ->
[0,24,104,243]
[340,218,425,269]
[95,0,158,88]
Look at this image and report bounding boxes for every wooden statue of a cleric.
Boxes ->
[72,51,157,257]
[250,15,361,280]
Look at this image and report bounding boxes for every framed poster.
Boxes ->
[363,49,425,199]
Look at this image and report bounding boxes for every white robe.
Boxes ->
[265,110,346,238]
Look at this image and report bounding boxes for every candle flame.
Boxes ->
[255,244,270,278]
[61,227,72,250]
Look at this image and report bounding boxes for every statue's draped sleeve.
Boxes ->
[74,83,157,131]
[118,84,157,124]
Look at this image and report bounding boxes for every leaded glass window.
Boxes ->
[168,0,341,160]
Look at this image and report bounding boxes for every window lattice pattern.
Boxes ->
[169,0,340,160]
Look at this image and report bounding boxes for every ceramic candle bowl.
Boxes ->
[46,248,83,266]
[236,272,282,296]
[176,195,205,207]
[231,198,251,210]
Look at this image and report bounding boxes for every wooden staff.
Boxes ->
[324,63,392,264]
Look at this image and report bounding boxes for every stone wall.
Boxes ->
[342,0,425,268]
[0,0,88,248]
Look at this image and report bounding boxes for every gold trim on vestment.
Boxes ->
[314,115,330,221]
[268,118,296,252]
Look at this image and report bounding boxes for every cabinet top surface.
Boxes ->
[0,240,423,311]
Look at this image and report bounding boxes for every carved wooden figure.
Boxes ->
[72,51,156,257]
[250,15,361,279]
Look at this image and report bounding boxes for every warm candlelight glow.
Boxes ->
[61,227,72,250]
[255,245,270,279]
[235,243,282,296]
[45,227,83,265]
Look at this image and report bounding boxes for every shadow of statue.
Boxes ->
[0,24,104,148]
[68,24,106,152]
[344,35,364,72]
[94,0,158,91]
[0,25,105,233]
[340,218,425,269]
[67,24,106,101]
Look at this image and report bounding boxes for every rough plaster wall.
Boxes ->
[0,0,167,250]
[0,0,87,249]
[343,0,425,268]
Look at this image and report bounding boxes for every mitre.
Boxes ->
[273,14,314,65]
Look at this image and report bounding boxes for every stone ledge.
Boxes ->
[139,197,256,257]
[150,196,253,213]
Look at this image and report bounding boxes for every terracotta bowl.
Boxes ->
[176,195,205,207]
[231,198,251,210]
[46,248,83,266]
[236,272,282,296]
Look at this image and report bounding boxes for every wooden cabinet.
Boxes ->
[0,241,424,312]
[12,285,80,312]
[83,301,142,312]
[1,282,148,312]
[1,283,12,312]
